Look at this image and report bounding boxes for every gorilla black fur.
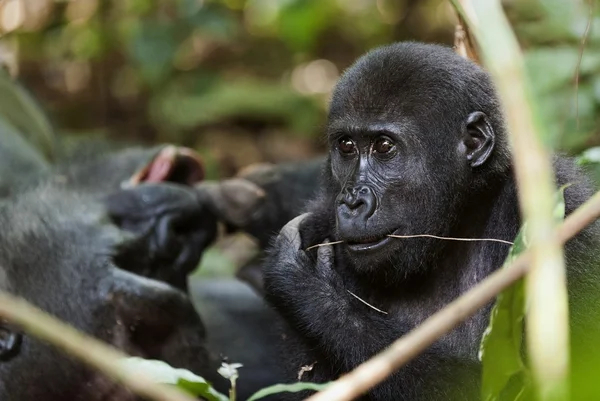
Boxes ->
[263,42,600,400]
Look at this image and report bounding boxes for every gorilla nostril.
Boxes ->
[338,184,376,217]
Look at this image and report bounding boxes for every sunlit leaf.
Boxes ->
[120,357,228,401]
[247,382,331,401]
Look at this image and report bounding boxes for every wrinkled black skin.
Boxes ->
[263,42,600,400]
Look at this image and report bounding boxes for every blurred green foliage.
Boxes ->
[0,0,598,175]
[3,0,454,177]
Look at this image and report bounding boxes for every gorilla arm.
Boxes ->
[263,213,479,400]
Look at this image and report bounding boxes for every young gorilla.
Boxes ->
[263,42,600,400]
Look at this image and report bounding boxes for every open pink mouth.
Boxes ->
[128,145,205,186]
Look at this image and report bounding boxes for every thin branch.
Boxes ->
[388,234,513,245]
[305,240,344,251]
[306,235,513,251]
[0,292,197,401]
[347,290,388,315]
[306,191,600,401]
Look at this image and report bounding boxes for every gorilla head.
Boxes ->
[323,42,511,277]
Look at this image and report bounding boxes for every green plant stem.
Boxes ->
[305,191,600,401]
[0,291,197,401]
[451,1,570,400]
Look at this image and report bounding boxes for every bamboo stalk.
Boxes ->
[452,1,570,399]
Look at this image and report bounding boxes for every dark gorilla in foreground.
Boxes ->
[0,142,222,400]
[263,42,600,400]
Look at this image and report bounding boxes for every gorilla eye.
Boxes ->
[337,137,357,154]
[373,137,395,154]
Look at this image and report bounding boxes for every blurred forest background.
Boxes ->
[0,0,598,179]
[0,0,598,275]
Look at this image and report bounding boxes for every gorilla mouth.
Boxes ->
[346,235,393,252]
[129,145,205,186]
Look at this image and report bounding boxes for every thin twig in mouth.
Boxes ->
[305,234,513,251]
[305,240,344,251]
[387,234,513,245]
[347,290,388,315]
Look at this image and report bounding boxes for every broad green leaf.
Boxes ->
[120,357,228,401]
[247,382,332,401]
[479,187,566,401]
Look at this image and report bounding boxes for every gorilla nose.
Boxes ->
[339,185,376,218]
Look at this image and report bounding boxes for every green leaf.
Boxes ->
[247,382,332,401]
[479,226,529,401]
[120,357,228,401]
[479,187,567,401]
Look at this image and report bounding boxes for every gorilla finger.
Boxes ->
[151,216,176,258]
[277,213,312,250]
[316,238,335,266]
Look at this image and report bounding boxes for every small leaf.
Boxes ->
[120,357,228,401]
[247,382,331,401]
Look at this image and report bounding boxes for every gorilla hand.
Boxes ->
[263,213,351,339]
[105,183,217,291]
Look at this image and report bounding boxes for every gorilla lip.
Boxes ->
[346,235,393,252]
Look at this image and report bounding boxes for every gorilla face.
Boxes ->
[325,43,503,278]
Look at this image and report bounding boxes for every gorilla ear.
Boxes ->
[463,111,495,168]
